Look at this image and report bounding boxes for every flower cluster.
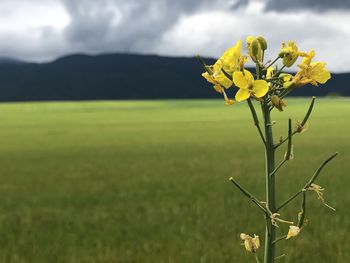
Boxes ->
[198,35,336,262]
[200,36,331,109]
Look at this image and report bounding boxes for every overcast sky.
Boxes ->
[0,0,349,72]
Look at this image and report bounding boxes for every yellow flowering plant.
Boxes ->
[197,36,337,263]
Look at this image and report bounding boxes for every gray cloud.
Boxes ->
[0,0,349,72]
[61,0,232,54]
[265,0,350,12]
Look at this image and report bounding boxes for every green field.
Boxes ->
[0,98,348,263]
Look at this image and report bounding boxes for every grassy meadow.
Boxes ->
[0,98,348,262]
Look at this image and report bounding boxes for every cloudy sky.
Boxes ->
[0,0,349,72]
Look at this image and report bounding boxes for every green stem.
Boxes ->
[195,55,212,75]
[275,97,316,149]
[276,152,338,211]
[274,65,286,77]
[276,190,302,212]
[261,98,276,263]
[269,159,286,177]
[298,191,307,228]
[272,235,287,245]
[247,99,266,146]
[255,254,261,263]
[264,57,280,69]
[303,152,338,189]
[229,177,267,214]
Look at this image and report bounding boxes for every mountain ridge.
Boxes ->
[0,53,347,102]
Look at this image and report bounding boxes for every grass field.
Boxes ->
[0,98,348,262]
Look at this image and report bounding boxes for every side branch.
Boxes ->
[275,97,316,149]
[229,177,267,214]
[276,152,338,211]
[269,119,293,177]
[300,96,316,127]
[297,190,307,228]
[285,118,293,160]
[247,99,266,147]
[303,152,338,189]
[196,55,212,74]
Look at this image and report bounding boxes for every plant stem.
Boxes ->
[261,98,276,263]
[264,57,280,69]
[275,97,316,149]
[247,99,266,146]
[272,235,287,245]
[276,190,302,212]
[276,152,338,211]
[229,177,267,214]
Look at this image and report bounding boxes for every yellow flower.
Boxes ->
[233,70,269,101]
[286,225,301,240]
[219,39,244,74]
[246,36,262,63]
[201,39,244,93]
[201,72,223,93]
[240,233,260,253]
[293,50,331,87]
[278,41,307,67]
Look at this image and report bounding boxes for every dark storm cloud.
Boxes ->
[61,0,231,53]
[265,0,350,12]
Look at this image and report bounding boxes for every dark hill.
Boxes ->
[0,53,348,102]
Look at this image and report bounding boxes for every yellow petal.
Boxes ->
[202,72,216,85]
[235,88,250,102]
[252,80,269,98]
[309,62,331,84]
[300,49,315,67]
[214,70,232,89]
[246,36,255,46]
[219,39,242,74]
[253,235,260,249]
[225,99,235,106]
[233,70,253,89]
[266,67,274,79]
[213,84,222,93]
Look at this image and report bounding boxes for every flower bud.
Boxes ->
[251,39,261,62]
[257,36,267,50]
[271,95,287,112]
[283,80,296,89]
[278,50,288,58]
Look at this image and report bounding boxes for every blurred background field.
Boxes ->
[0,98,348,262]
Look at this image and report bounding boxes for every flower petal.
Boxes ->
[214,71,232,88]
[219,39,242,74]
[252,80,269,98]
[202,72,216,85]
[233,70,253,89]
[309,62,331,84]
[266,67,274,79]
[235,88,250,102]
[213,84,222,93]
